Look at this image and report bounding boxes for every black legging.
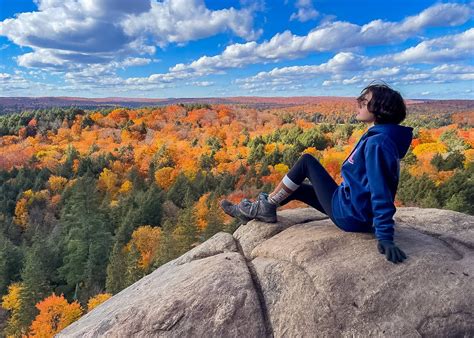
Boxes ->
[279,153,339,226]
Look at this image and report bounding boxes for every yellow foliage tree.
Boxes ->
[118,180,133,194]
[87,293,112,313]
[412,142,448,158]
[302,147,319,158]
[13,197,29,230]
[98,168,119,195]
[13,189,49,230]
[273,163,289,174]
[126,226,162,270]
[47,175,68,194]
[464,149,474,168]
[29,293,83,337]
[1,283,23,337]
[320,149,347,183]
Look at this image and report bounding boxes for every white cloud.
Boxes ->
[190,81,214,87]
[169,3,471,75]
[122,0,261,48]
[0,0,260,71]
[0,72,53,93]
[234,30,474,92]
[389,28,474,64]
[290,0,319,22]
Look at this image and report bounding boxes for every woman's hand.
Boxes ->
[377,240,407,263]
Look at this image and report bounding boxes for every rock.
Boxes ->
[56,207,474,337]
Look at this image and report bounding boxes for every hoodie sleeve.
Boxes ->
[364,137,399,242]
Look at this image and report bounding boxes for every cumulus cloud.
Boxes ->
[390,28,474,64]
[122,0,261,47]
[234,29,474,92]
[290,0,319,22]
[0,0,259,71]
[0,72,54,93]
[170,3,471,75]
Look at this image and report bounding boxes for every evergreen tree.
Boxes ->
[437,163,474,214]
[201,199,225,241]
[105,244,127,295]
[398,171,438,206]
[125,244,144,287]
[152,219,177,269]
[56,144,80,179]
[32,167,51,192]
[167,173,195,209]
[172,207,198,257]
[0,234,23,296]
[299,127,328,150]
[247,143,265,165]
[58,175,113,304]
[17,235,55,333]
[282,145,301,168]
[128,165,146,192]
[431,151,465,171]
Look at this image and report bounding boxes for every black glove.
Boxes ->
[377,240,407,263]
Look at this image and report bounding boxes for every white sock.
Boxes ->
[268,175,299,206]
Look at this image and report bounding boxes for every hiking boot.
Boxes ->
[220,199,253,223]
[237,192,278,223]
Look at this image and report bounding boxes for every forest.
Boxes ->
[0,101,473,337]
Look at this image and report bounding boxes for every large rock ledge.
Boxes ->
[56,207,474,337]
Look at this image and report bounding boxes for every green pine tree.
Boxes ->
[105,244,127,295]
[17,235,54,333]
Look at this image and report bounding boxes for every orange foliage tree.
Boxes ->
[29,293,83,337]
[154,167,179,190]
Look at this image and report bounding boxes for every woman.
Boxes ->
[220,82,413,264]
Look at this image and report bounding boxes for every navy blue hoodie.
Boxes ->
[331,124,413,242]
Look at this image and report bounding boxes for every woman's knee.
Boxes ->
[300,153,322,168]
[300,153,318,164]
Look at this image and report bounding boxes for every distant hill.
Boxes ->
[0,96,473,115]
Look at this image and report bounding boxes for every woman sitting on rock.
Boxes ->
[220,82,413,264]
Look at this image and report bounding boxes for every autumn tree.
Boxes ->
[29,293,83,337]
[126,225,162,273]
[2,282,24,337]
[87,293,112,312]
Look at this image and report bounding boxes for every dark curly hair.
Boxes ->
[357,81,407,125]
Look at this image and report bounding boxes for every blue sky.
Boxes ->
[0,0,473,99]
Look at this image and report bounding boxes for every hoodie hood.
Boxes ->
[366,124,413,158]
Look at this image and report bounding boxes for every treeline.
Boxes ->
[0,107,116,137]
